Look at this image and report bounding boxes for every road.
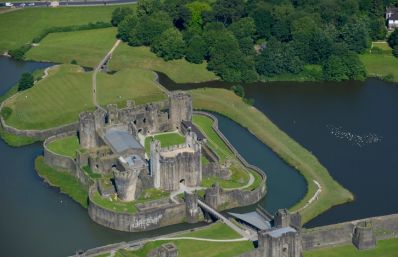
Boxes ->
[1,0,136,8]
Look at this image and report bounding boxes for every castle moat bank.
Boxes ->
[2,57,398,256]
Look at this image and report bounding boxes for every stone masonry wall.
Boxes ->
[88,187,186,232]
[43,131,77,172]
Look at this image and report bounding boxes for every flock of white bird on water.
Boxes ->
[326,124,383,147]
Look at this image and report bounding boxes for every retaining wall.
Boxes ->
[88,186,186,232]
[302,213,398,250]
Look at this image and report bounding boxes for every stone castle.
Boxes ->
[78,91,201,201]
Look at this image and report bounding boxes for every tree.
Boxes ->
[388,29,398,48]
[213,0,245,24]
[393,45,398,58]
[18,72,34,91]
[185,35,207,63]
[231,85,245,98]
[137,0,161,17]
[250,6,273,39]
[117,15,138,42]
[228,17,256,40]
[111,7,134,26]
[186,1,211,30]
[322,53,366,81]
[339,19,370,54]
[368,17,387,41]
[128,12,173,46]
[162,0,191,29]
[151,28,186,60]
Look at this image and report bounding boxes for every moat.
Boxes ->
[1,56,398,256]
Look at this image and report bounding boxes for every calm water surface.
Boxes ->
[161,75,398,227]
[0,57,306,256]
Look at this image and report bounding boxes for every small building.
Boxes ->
[386,7,398,30]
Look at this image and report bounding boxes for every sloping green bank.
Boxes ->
[190,88,353,224]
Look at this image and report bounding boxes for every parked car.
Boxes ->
[27,2,35,6]
[5,2,14,7]
[19,3,26,7]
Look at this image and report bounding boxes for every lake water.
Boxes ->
[160,75,398,227]
[0,56,306,257]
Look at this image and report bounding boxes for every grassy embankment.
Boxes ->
[114,222,253,257]
[190,88,353,224]
[0,5,124,53]
[1,64,166,130]
[35,156,88,208]
[46,135,80,158]
[144,132,186,155]
[192,114,261,190]
[304,237,398,257]
[360,41,398,83]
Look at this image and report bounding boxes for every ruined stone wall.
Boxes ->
[169,91,192,130]
[302,213,398,250]
[88,187,186,232]
[219,182,267,210]
[43,131,77,172]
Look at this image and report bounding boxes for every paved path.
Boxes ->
[296,180,322,213]
[3,0,137,8]
[154,237,247,242]
[92,39,120,107]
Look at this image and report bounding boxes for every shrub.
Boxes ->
[231,85,245,98]
[9,45,31,61]
[371,47,383,55]
[393,45,398,58]
[71,59,78,65]
[18,72,34,91]
[0,107,12,120]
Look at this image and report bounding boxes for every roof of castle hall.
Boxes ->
[228,211,271,231]
[105,128,143,153]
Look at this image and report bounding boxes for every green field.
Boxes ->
[144,132,186,154]
[118,223,253,257]
[2,65,166,130]
[35,156,88,208]
[304,237,398,257]
[360,53,398,82]
[109,44,218,83]
[47,135,80,158]
[201,163,250,189]
[97,68,166,107]
[190,88,353,224]
[0,6,126,53]
[4,64,94,129]
[26,27,118,68]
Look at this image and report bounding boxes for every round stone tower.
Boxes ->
[79,112,97,149]
[113,168,140,201]
[204,183,220,209]
[352,221,376,250]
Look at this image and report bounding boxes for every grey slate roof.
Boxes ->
[228,211,271,230]
[105,128,143,153]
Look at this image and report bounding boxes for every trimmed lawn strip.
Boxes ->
[26,27,118,68]
[190,88,353,224]
[360,53,398,82]
[304,237,398,257]
[109,44,218,83]
[119,223,253,257]
[47,135,80,158]
[35,156,88,208]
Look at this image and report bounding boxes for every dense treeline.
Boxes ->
[113,0,398,82]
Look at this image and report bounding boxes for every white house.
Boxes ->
[386,7,398,30]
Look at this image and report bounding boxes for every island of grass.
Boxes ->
[189,88,354,224]
[46,135,80,158]
[1,64,167,130]
[144,132,186,156]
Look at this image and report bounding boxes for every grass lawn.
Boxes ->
[144,132,186,155]
[2,65,166,130]
[304,237,398,257]
[92,188,169,214]
[190,88,353,224]
[26,27,118,68]
[3,64,94,130]
[360,53,398,82]
[201,163,250,189]
[97,68,166,108]
[192,114,233,161]
[109,43,218,83]
[372,41,392,53]
[0,5,127,53]
[118,223,254,257]
[47,135,80,158]
[35,156,88,208]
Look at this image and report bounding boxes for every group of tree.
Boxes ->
[111,0,398,82]
[388,29,398,57]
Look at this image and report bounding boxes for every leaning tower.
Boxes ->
[113,167,140,201]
